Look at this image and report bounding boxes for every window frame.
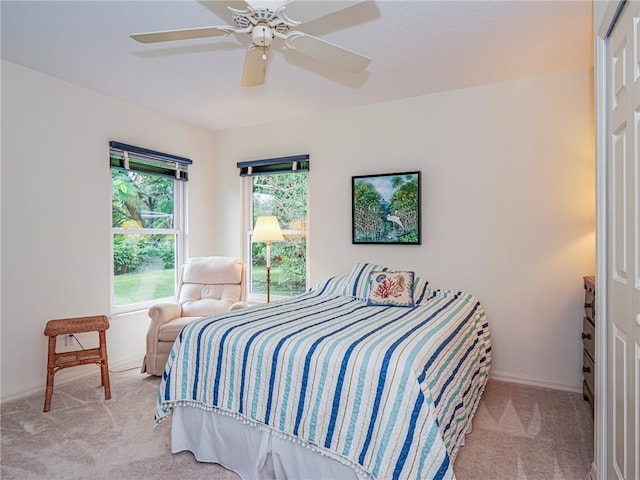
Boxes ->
[242,173,309,304]
[109,162,188,315]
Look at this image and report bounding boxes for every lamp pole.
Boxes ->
[266,240,272,303]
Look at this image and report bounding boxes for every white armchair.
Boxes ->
[141,256,247,375]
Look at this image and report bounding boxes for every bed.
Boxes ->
[155,263,492,480]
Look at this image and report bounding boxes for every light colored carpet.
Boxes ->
[1,368,593,479]
[455,380,593,480]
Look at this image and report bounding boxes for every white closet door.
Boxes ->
[606,2,640,479]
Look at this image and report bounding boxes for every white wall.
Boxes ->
[212,67,595,391]
[0,60,220,401]
[0,60,595,400]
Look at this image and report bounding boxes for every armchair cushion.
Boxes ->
[178,257,244,313]
[158,316,201,342]
[179,284,242,306]
[180,256,243,286]
[181,297,236,317]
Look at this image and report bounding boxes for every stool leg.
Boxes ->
[99,331,111,400]
[43,336,56,412]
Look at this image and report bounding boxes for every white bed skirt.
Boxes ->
[171,405,371,480]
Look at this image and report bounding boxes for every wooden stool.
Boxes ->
[43,315,111,412]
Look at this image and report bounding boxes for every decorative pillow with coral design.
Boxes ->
[367,271,415,307]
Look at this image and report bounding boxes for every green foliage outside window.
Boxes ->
[112,169,176,306]
[112,169,174,229]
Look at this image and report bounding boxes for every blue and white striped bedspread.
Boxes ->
[156,278,491,480]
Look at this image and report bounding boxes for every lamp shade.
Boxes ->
[252,215,284,243]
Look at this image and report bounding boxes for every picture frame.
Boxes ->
[352,171,421,245]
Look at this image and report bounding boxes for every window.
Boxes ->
[110,142,190,313]
[239,155,309,301]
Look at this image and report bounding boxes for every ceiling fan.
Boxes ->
[130,0,371,87]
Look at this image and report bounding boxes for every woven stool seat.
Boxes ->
[43,315,111,412]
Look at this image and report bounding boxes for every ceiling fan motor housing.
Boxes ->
[252,24,273,46]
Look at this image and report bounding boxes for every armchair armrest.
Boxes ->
[229,301,248,311]
[148,302,182,325]
[143,302,182,375]
[146,302,182,357]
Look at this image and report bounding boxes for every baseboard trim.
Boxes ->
[490,371,582,394]
[0,355,143,404]
[1,364,584,402]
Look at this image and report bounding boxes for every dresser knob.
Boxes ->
[582,332,592,340]
[583,366,591,373]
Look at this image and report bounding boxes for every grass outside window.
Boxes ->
[114,268,175,305]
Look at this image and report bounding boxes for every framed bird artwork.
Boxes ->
[351,171,421,245]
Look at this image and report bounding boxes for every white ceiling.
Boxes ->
[1,0,593,131]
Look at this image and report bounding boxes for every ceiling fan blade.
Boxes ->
[278,0,367,25]
[131,26,235,44]
[286,32,370,72]
[241,46,269,87]
[223,0,252,11]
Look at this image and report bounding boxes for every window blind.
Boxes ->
[109,141,192,181]
[237,154,309,177]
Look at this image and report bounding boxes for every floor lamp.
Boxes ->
[252,215,284,303]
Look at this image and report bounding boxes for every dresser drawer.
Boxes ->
[584,276,595,322]
[581,275,595,415]
[583,379,594,411]
[583,351,595,397]
[582,317,595,361]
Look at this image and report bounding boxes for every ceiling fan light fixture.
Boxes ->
[251,24,272,47]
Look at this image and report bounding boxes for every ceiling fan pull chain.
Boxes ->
[262,29,267,61]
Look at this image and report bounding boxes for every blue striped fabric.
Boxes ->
[413,276,431,304]
[341,262,387,298]
[156,278,491,480]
